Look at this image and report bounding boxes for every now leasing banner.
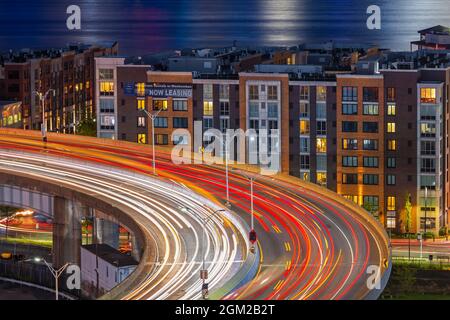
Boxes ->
[124,83,192,98]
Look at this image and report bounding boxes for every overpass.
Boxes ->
[0,128,392,300]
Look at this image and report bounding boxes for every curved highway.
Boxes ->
[0,129,391,300]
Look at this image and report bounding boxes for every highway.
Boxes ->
[0,129,391,300]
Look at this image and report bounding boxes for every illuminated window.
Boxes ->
[342,139,358,150]
[137,133,146,144]
[343,195,359,204]
[420,123,436,137]
[387,196,396,211]
[300,120,310,135]
[317,172,327,186]
[387,122,396,133]
[387,139,397,151]
[137,116,146,127]
[100,82,114,96]
[136,83,145,96]
[363,104,379,115]
[363,139,378,150]
[203,101,213,116]
[387,103,396,116]
[301,171,310,182]
[137,99,145,110]
[153,100,168,111]
[387,212,396,229]
[420,88,436,103]
[316,86,327,101]
[316,138,327,153]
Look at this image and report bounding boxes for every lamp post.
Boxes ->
[206,132,231,207]
[231,169,256,253]
[34,257,69,300]
[140,108,163,175]
[424,186,428,241]
[223,135,230,207]
[33,89,55,143]
[180,206,225,299]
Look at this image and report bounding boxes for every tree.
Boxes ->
[363,202,377,219]
[405,193,412,234]
[76,117,97,137]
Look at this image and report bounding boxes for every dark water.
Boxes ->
[0,0,449,55]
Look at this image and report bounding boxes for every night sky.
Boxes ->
[0,0,449,55]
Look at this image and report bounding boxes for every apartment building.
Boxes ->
[336,68,450,234]
[289,79,337,190]
[336,74,386,222]
[0,43,118,132]
[93,49,450,235]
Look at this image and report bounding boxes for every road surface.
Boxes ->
[0,129,391,300]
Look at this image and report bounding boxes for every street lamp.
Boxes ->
[204,132,231,207]
[220,133,231,207]
[180,206,225,299]
[34,257,69,300]
[140,108,163,175]
[423,182,436,241]
[231,169,256,253]
[33,89,55,143]
[424,186,428,241]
